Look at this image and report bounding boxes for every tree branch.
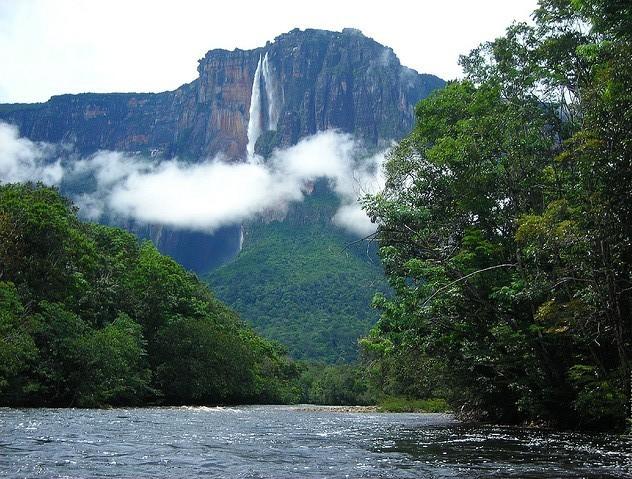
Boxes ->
[340,231,379,253]
[422,263,517,307]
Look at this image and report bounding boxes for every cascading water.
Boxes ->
[247,51,282,159]
[246,55,264,159]
[262,52,281,130]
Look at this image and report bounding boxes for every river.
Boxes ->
[0,406,630,478]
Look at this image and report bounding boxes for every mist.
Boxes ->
[0,123,65,185]
[0,123,385,236]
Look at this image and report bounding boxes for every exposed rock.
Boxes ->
[0,28,443,161]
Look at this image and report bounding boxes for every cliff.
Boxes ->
[0,28,443,161]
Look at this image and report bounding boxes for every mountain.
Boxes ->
[0,28,444,361]
[0,28,442,161]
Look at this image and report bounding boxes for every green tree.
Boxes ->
[0,183,84,303]
[0,282,38,395]
[27,301,91,405]
[73,313,152,407]
[153,317,255,404]
[363,0,631,429]
[0,183,301,407]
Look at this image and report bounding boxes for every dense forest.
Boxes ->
[0,183,388,408]
[362,0,631,430]
[0,183,303,407]
[209,182,387,363]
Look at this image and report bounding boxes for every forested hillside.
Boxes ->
[209,182,388,362]
[0,184,299,407]
[362,0,632,430]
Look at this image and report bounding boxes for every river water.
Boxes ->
[0,406,630,478]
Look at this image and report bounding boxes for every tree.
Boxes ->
[363,0,631,429]
[73,313,152,406]
[153,317,255,404]
[0,183,301,407]
[0,282,37,395]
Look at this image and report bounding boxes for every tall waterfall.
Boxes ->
[246,55,264,158]
[246,51,282,159]
[262,52,281,130]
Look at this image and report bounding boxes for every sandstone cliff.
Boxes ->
[0,28,443,161]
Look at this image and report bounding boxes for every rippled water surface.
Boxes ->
[0,406,630,478]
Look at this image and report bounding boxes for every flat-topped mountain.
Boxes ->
[0,28,443,160]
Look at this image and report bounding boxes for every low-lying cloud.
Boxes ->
[0,122,385,236]
[0,122,65,185]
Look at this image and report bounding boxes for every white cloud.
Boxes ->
[73,151,151,189]
[0,123,386,236]
[331,150,386,235]
[0,122,64,184]
[333,203,377,237]
[108,160,280,230]
[103,131,385,234]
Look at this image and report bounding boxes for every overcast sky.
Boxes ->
[0,0,538,104]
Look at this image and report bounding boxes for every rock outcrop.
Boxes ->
[0,28,443,161]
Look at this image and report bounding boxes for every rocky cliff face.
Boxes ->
[1,28,443,160]
[0,28,444,272]
[262,28,442,149]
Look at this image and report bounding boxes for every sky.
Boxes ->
[0,0,538,104]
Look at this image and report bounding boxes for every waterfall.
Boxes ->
[262,52,281,130]
[247,51,282,159]
[246,55,264,158]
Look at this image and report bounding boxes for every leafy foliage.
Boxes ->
[0,282,38,394]
[0,183,300,407]
[209,182,388,362]
[363,0,631,430]
[298,362,377,405]
[377,397,449,413]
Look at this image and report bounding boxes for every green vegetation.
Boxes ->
[0,183,300,407]
[298,362,376,405]
[362,0,631,430]
[209,182,388,363]
[4,2,629,429]
[377,397,450,413]
[0,182,391,409]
